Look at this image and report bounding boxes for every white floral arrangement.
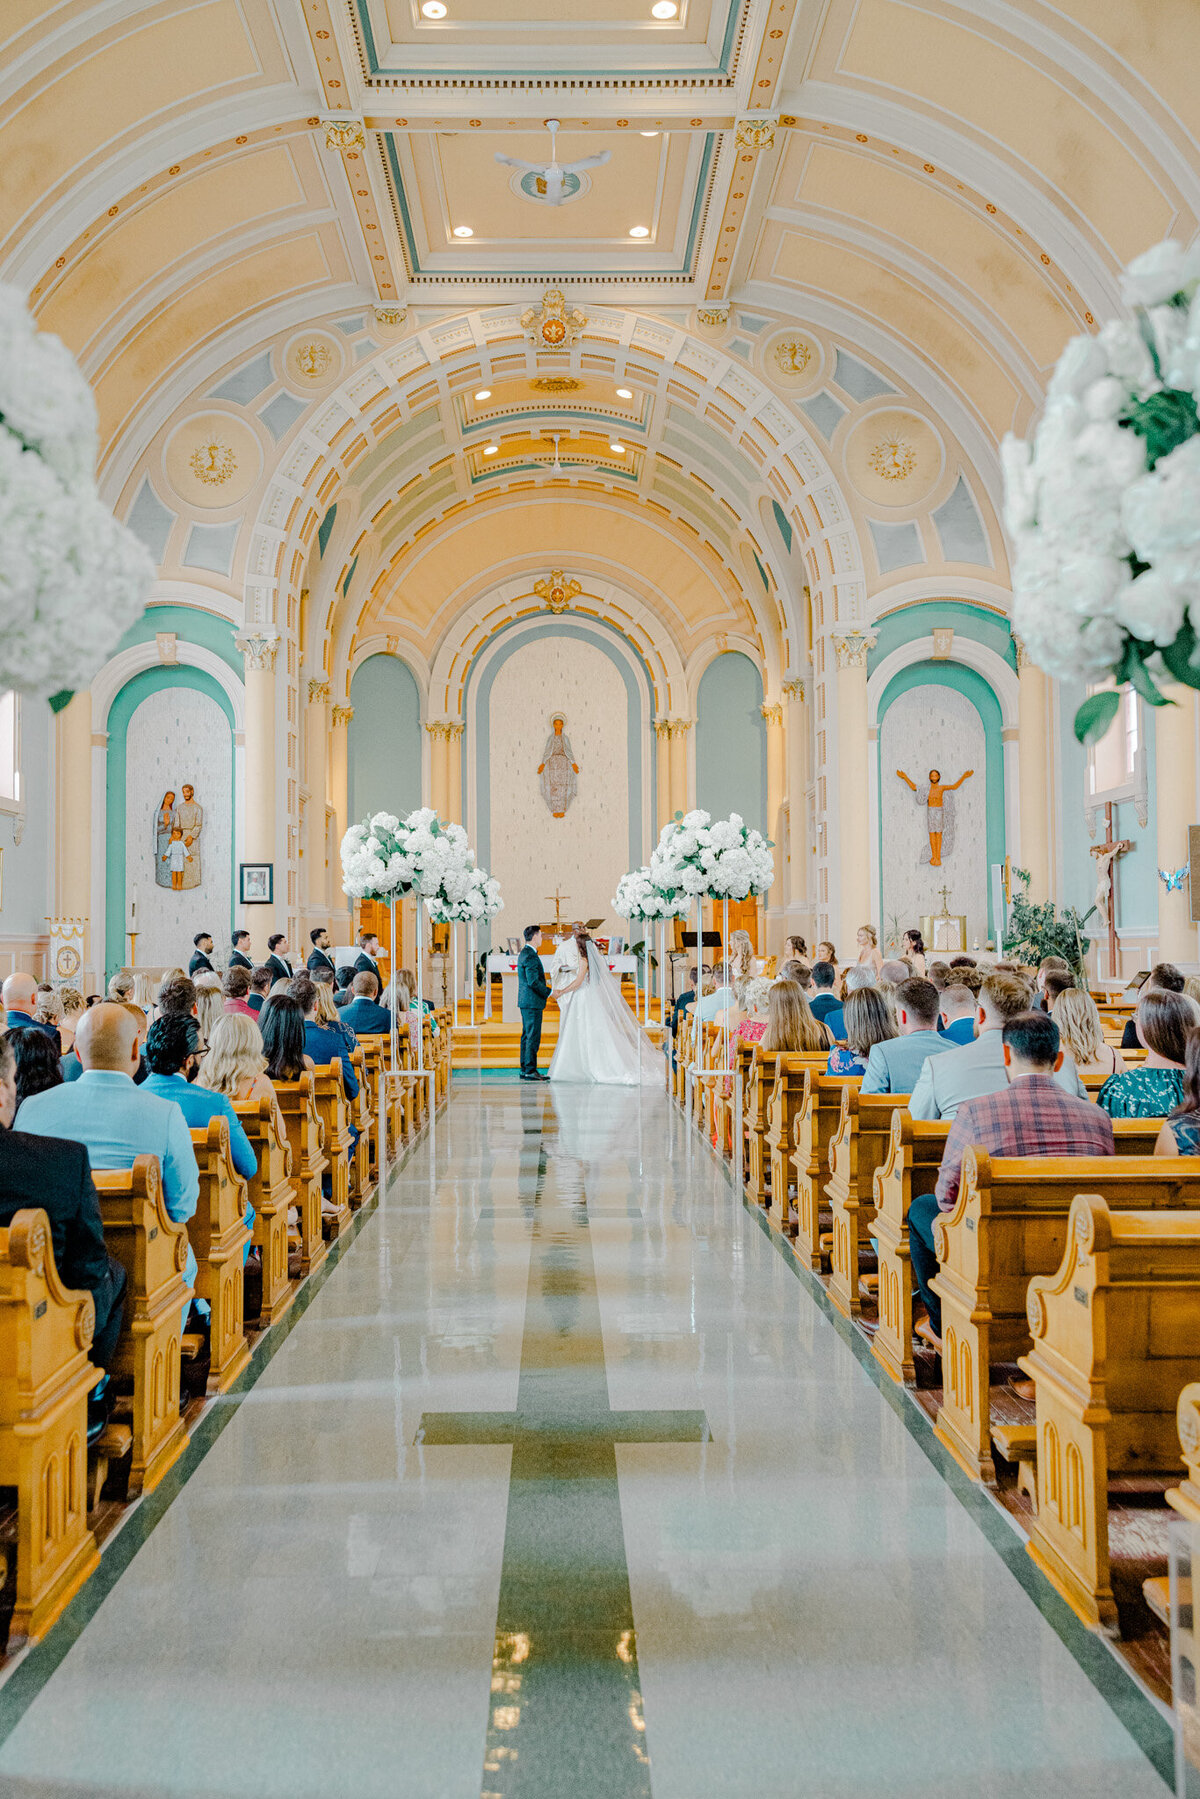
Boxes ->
[427,862,504,924]
[0,285,154,699]
[612,866,691,921]
[1003,238,1200,742]
[341,807,475,904]
[648,809,775,901]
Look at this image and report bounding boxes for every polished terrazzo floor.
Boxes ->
[0,1081,1170,1796]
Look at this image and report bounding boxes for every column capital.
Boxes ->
[831,630,876,670]
[654,719,672,740]
[307,678,331,704]
[426,719,460,741]
[444,721,464,741]
[761,701,784,727]
[667,717,693,738]
[782,678,806,701]
[1012,633,1033,672]
[331,704,354,727]
[234,628,281,672]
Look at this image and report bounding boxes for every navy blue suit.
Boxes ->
[517,945,551,1077]
[339,998,392,1037]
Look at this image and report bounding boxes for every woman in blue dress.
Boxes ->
[1098,989,1197,1118]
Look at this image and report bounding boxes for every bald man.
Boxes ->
[2,972,58,1040]
[19,1004,200,1308]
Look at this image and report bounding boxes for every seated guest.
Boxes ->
[1155,1027,1200,1156]
[926,960,951,992]
[247,966,273,1015]
[695,962,734,1022]
[259,994,313,1081]
[671,965,698,1034]
[1122,962,1186,1046]
[106,970,135,1003]
[2,972,58,1040]
[33,986,65,1051]
[733,977,774,1045]
[57,987,86,1055]
[827,987,895,1076]
[1032,954,1071,1012]
[340,971,392,1037]
[194,974,223,1037]
[861,977,951,1094]
[1100,989,1194,1117]
[18,1003,201,1316]
[879,959,910,991]
[937,983,977,1046]
[8,1026,64,1110]
[1042,970,1076,1011]
[307,927,337,978]
[809,962,842,1026]
[287,976,359,1101]
[909,970,1086,1119]
[828,966,877,1042]
[142,1015,257,1182]
[157,973,197,1019]
[908,1011,1115,1343]
[264,934,292,984]
[313,978,357,1050]
[118,1002,152,1086]
[1053,987,1119,1081]
[760,980,831,1053]
[222,966,258,1020]
[229,930,254,973]
[0,1035,126,1408]
[948,954,977,970]
[188,933,216,977]
[199,1013,283,1127]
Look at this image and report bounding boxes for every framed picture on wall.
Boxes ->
[240,862,273,905]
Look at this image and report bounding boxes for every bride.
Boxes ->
[548,925,663,1086]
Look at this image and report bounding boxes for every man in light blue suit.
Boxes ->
[18,1003,201,1316]
[861,977,954,1095]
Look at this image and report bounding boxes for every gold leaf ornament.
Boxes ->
[189,440,238,486]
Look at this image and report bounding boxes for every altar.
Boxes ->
[485,950,638,1022]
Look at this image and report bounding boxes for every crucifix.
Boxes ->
[936,884,954,914]
[545,887,570,932]
[1089,801,1134,979]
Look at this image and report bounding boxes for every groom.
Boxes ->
[517,924,551,1081]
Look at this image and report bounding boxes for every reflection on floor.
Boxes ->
[0,1082,1170,1797]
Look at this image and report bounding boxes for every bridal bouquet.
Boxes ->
[1003,239,1200,742]
[341,807,476,904]
[612,866,691,921]
[0,285,154,698]
[649,809,774,901]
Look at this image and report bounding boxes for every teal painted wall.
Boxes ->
[1057,679,1158,933]
[113,603,241,677]
[876,660,1005,939]
[696,652,767,831]
[868,600,1015,675]
[348,655,422,825]
[104,668,236,975]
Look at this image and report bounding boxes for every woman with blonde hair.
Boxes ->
[192,974,223,1042]
[762,980,833,1053]
[727,929,753,984]
[131,971,155,1012]
[827,987,896,1076]
[855,924,883,975]
[56,986,86,1055]
[1052,987,1119,1081]
[313,979,356,1048]
[107,969,135,1002]
[199,1012,281,1121]
[734,976,774,1046]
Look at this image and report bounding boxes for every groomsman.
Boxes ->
[229,931,254,973]
[264,933,292,984]
[307,928,337,978]
[189,932,215,976]
[353,931,381,979]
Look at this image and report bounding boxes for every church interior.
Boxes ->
[2,1,1200,1793]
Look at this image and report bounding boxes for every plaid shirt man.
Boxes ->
[935,1073,1114,1211]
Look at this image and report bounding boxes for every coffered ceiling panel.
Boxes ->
[359,0,743,77]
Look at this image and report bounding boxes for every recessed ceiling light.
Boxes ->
[651,1,678,16]
[616,387,633,399]
[641,131,659,138]
[610,441,626,454]
[421,1,447,16]
[453,224,474,238]
[483,442,499,455]
[474,388,491,400]
[629,225,649,238]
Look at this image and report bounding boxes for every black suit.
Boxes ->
[0,1128,125,1368]
[229,950,254,973]
[188,952,215,976]
[516,945,551,1077]
[265,954,292,984]
[353,953,380,979]
[307,948,337,977]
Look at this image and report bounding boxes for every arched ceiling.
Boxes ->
[5,0,1198,675]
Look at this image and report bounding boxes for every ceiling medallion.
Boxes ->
[534,570,582,615]
[323,118,365,152]
[189,440,237,485]
[772,337,811,376]
[697,306,729,328]
[868,436,917,481]
[294,341,333,379]
[735,113,778,152]
[373,305,407,327]
[522,288,587,350]
[530,377,582,393]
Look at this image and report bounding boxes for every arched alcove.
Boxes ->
[348,655,423,825]
[695,653,767,832]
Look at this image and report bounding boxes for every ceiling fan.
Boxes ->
[494,118,610,207]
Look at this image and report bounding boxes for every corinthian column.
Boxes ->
[1015,637,1050,901]
[235,629,282,931]
[304,679,330,912]
[329,704,354,928]
[762,700,785,909]
[55,691,92,960]
[1155,682,1199,964]
[831,630,875,954]
[426,722,448,818]
[783,678,808,918]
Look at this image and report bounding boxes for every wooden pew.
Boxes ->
[765,1054,815,1229]
[673,1012,693,1106]
[347,1046,375,1207]
[232,1097,294,1325]
[93,1156,191,1495]
[872,1114,950,1384]
[355,1035,387,1170]
[0,1210,100,1646]
[273,1075,328,1277]
[310,1063,353,1239]
[743,1047,779,1200]
[933,1147,1200,1483]
[1168,1382,1200,1525]
[188,1118,253,1393]
[789,1070,863,1264]
[826,1090,910,1319]
[1020,1195,1200,1631]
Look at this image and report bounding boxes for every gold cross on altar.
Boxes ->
[545,888,570,931]
[937,884,953,914]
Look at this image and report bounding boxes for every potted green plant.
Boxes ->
[1002,867,1095,978]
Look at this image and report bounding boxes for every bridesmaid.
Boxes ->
[902,929,927,977]
[855,925,883,976]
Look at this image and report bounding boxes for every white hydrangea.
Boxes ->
[1119,239,1200,310]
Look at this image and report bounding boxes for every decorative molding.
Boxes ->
[930,627,955,660]
[307,679,331,703]
[761,702,784,726]
[373,306,407,327]
[1013,633,1032,672]
[782,678,805,701]
[696,306,729,328]
[665,717,693,738]
[425,719,463,741]
[534,569,582,614]
[155,631,178,665]
[323,118,365,152]
[331,704,354,727]
[234,629,281,672]
[735,113,778,151]
[832,631,876,670]
[521,287,587,350]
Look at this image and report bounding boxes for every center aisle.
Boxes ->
[0,1083,1167,1797]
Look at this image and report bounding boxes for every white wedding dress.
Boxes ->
[548,939,663,1086]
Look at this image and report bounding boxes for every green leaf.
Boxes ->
[1124,647,1171,708]
[1120,386,1199,470]
[1073,689,1121,744]
[48,689,74,714]
[1159,622,1200,688]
